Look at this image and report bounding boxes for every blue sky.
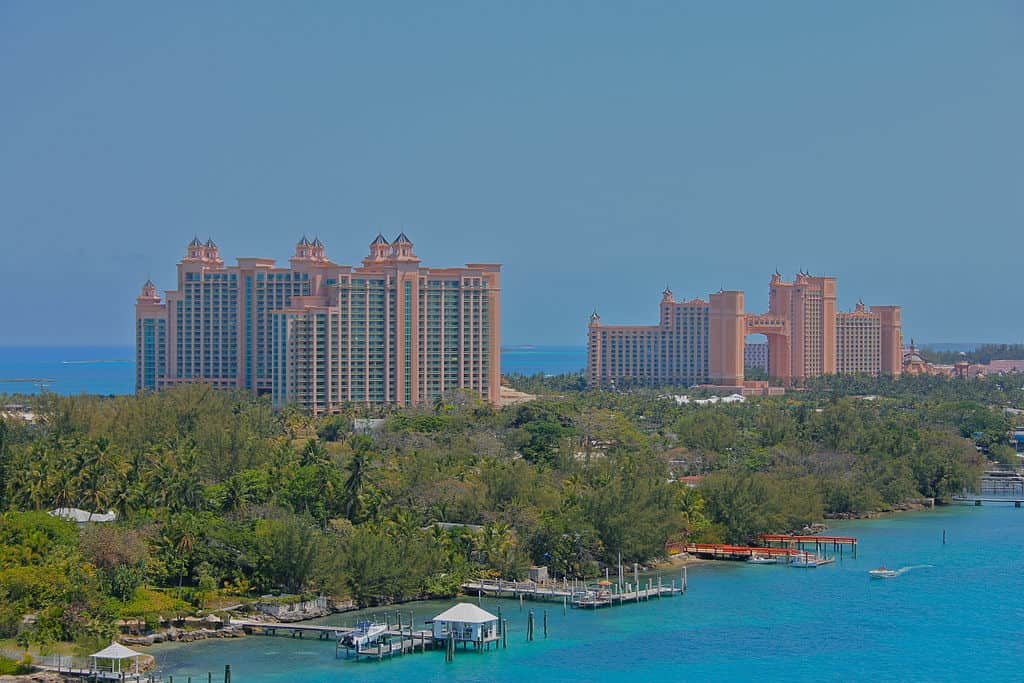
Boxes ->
[1,2,1020,346]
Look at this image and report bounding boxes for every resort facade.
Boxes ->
[136,235,501,411]
[587,272,902,388]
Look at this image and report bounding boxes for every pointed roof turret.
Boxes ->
[298,235,311,246]
[371,233,390,246]
[189,236,203,247]
[205,238,217,248]
[394,231,412,245]
[311,237,323,247]
[137,280,161,305]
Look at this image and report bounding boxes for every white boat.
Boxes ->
[747,554,778,564]
[340,621,387,649]
[790,555,823,568]
[869,566,898,579]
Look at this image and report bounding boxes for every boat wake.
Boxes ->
[62,359,132,365]
[895,564,933,575]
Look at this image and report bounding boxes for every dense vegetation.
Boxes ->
[2,371,1016,647]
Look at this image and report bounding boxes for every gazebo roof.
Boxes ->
[432,603,498,624]
[90,642,142,660]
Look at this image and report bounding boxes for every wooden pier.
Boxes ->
[34,665,146,681]
[338,630,436,661]
[233,619,439,663]
[461,578,681,608]
[34,663,234,682]
[758,534,858,557]
[953,496,1024,507]
[230,619,350,639]
[681,543,806,560]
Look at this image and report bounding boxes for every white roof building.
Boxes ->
[430,603,500,643]
[89,642,144,676]
[49,508,117,524]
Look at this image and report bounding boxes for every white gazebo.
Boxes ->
[89,642,143,678]
[430,603,500,646]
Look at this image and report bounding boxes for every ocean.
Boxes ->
[147,505,1024,681]
[0,346,587,397]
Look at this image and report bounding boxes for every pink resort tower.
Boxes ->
[136,235,501,412]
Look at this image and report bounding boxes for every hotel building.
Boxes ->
[136,235,501,411]
[744,341,769,373]
[586,289,710,387]
[587,272,901,388]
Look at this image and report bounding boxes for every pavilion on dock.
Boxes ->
[430,603,500,650]
[88,642,145,679]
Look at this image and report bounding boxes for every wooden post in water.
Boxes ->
[223,665,231,683]
[543,610,548,639]
[502,619,508,648]
[563,595,567,615]
[942,529,947,544]
[527,610,535,642]
[618,551,623,590]
[683,566,688,592]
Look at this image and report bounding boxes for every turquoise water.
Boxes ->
[149,505,1024,681]
[0,346,586,396]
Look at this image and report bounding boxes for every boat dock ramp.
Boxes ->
[231,619,437,661]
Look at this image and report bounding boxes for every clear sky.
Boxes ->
[1,2,1020,347]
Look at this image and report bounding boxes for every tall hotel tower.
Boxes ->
[136,235,501,411]
[588,271,901,388]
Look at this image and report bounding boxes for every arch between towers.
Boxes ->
[744,315,791,385]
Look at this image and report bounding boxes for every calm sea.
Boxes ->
[0,346,586,396]
[149,506,1024,682]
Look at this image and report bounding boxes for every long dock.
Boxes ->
[461,578,681,608]
[758,534,858,557]
[34,665,146,681]
[233,619,438,662]
[231,618,352,639]
[953,496,1024,507]
[681,543,806,560]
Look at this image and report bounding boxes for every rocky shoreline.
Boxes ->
[0,674,65,683]
[121,624,247,647]
[824,499,935,520]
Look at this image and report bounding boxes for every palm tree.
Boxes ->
[300,439,329,467]
[220,475,252,513]
[166,512,203,586]
[343,439,375,522]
